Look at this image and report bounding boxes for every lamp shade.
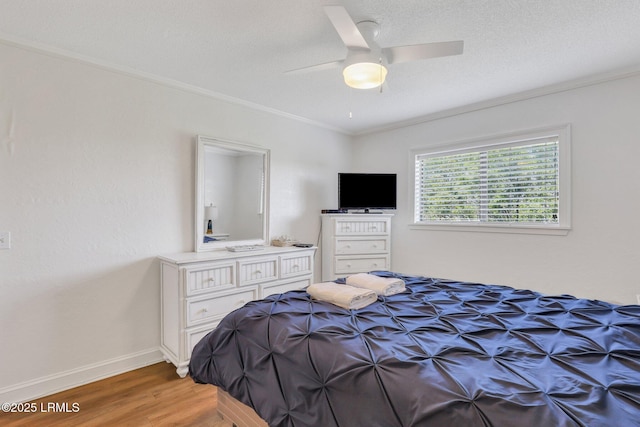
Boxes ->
[205,205,218,221]
[343,62,387,89]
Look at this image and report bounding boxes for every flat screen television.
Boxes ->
[338,173,397,212]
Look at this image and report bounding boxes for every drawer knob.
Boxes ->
[345,245,351,248]
[208,278,215,283]
[235,299,246,307]
[197,308,208,315]
[292,264,300,269]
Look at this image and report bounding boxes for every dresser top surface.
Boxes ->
[321,213,394,218]
[159,245,316,265]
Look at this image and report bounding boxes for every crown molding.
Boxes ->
[355,64,640,136]
[2,32,638,139]
[0,33,350,136]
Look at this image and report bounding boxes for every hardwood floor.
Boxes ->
[0,362,228,426]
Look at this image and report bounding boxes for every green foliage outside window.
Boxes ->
[416,140,559,224]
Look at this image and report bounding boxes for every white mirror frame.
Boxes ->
[195,135,270,252]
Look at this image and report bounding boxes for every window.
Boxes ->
[411,126,571,235]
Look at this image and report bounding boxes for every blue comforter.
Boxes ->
[189,272,640,427]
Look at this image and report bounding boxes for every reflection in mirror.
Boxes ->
[195,135,270,252]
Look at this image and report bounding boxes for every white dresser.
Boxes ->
[159,246,316,377]
[321,214,392,281]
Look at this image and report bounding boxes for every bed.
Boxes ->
[189,271,640,427]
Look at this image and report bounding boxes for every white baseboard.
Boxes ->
[0,347,164,403]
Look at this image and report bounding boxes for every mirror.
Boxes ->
[195,135,270,252]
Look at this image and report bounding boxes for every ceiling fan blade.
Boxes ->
[324,5,369,49]
[284,60,342,75]
[383,40,464,64]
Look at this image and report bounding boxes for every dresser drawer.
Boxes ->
[186,288,258,326]
[280,252,313,278]
[238,256,278,286]
[186,323,219,359]
[261,277,311,298]
[184,262,235,296]
[335,237,389,255]
[334,218,389,235]
[334,255,389,274]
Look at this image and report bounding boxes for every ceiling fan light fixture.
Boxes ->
[343,61,387,89]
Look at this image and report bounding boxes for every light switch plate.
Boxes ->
[0,231,11,249]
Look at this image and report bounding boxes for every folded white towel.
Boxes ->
[307,282,378,310]
[345,273,406,296]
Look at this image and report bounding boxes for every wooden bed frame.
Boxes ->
[217,388,268,427]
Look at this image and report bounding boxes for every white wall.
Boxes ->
[353,73,640,306]
[0,42,351,401]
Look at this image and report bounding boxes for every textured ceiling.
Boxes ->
[1,0,639,134]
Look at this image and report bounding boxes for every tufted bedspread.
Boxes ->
[189,272,640,427]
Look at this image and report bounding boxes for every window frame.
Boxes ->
[409,125,571,236]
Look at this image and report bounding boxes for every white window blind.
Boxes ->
[413,129,570,233]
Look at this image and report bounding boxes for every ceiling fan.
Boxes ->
[287,5,464,90]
